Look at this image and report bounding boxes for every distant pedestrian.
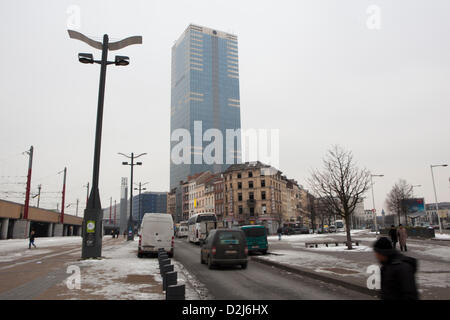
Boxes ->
[123,231,126,239]
[277,227,282,241]
[373,237,418,300]
[29,230,36,249]
[397,224,408,252]
[388,225,398,249]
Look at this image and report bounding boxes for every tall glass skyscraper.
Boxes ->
[170,24,242,189]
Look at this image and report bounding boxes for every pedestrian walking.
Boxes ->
[277,227,282,241]
[373,237,418,300]
[28,230,36,249]
[388,225,398,249]
[123,231,126,239]
[397,224,408,252]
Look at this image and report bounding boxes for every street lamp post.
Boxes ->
[370,174,384,234]
[119,152,147,240]
[134,182,149,226]
[68,30,142,258]
[431,164,448,234]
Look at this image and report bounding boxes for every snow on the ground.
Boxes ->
[0,248,53,262]
[434,233,450,240]
[263,249,366,275]
[58,239,207,300]
[307,245,372,252]
[0,236,81,254]
[67,241,163,300]
[268,233,334,242]
[268,230,370,243]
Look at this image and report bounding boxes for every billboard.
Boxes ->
[402,198,426,218]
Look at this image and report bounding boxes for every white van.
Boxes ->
[138,213,174,258]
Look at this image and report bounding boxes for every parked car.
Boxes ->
[138,213,174,258]
[295,226,310,234]
[200,229,248,269]
[317,226,329,234]
[281,226,295,235]
[328,225,337,233]
[240,225,268,254]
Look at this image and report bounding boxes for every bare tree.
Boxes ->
[308,145,371,249]
[385,179,413,225]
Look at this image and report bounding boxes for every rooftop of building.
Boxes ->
[224,161,282,176]
[174,24,238,47]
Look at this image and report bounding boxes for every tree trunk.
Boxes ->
[345,216,353,250]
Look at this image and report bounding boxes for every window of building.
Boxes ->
[248,171,253,178]
[262,204,267,214]
[249,192,254,200]
[238,182,242,189]
[261,179,265,187]
[250,207,255,216]
[261,191,266,200]
[239,206,243,214]
[238,193,242,201]
[249,181,253,189]
[237,173,241,179]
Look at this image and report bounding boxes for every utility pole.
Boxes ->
[84,182,89,208]
[114,200,117,225]
[119,152,146,241]
[60,167,67,224]
[23,146,34,220]
[109,197,112,224]
[370,174,384,234]
[76,198,79,217]
[134,182,148,226]
[37,184,41,208]
[431,164,448,234]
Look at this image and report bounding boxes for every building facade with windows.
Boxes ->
[170,24,242,190]
[132,192,167,226]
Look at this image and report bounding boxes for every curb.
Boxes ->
[251,256,378,298]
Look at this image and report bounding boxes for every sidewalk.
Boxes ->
[0,236,208,300]
[253,231,450,300]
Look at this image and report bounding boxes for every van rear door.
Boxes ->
[215,231,244,259]
[142,218,172,249]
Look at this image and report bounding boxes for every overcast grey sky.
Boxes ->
[1,0,449,216]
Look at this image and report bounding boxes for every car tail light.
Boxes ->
[212,247,216,255]
[138,234,142,246]
[244,247,248,255]
[171,236,174,248]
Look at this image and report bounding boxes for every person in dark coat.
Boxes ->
[388,225,398,249]
[29,230,37,249]
[373,237,418,300]
[277,227,282,240]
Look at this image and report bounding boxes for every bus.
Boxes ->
[335,220,345,232]
[188,213,217,244]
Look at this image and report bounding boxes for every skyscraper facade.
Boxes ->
[170,24,242,189]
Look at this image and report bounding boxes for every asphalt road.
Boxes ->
[174,238,373,300]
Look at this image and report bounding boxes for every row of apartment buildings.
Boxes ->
[167,161,313,234]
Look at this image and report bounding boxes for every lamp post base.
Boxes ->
[82,206,103,259]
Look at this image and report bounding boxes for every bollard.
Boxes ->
[163,271,177,291]
[159,258,170,270]
[166,284,185,300]
[161,264,174,277]
[159,261,170,274]
[158,253,168,261]
[158,250,167,259]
